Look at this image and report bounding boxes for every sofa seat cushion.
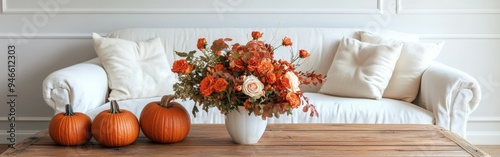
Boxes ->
[273,93,434,124]
[85,93,434,125]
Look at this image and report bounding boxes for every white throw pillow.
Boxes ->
[319,37,403,99]
[360,31,444,102]
[92,33,176,101]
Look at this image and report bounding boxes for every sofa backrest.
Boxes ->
[107,28,362,92]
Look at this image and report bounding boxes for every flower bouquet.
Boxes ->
[171,31,325,119]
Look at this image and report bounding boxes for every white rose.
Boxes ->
[285,71,300,93]
[242,75,265,99]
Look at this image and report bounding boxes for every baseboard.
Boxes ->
[0,117,51,144]
[467,117,500,145]
[0,130,40,145]
[466,131,500,145]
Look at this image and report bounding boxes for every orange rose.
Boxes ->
[214,64,226,72]
[172,59,193,74]
[200,76,215,96]
[213,78,228,92]
[184,64,193,74]
[286,92,300,108]
[282,37,292,46]
[246,57,260,73]
[197,38,207,50]
[299,49,310,58]
[251,31,263,40]
[277,76,290,91]
[230,58,246,72]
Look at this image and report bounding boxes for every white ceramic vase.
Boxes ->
[225,106,268,144]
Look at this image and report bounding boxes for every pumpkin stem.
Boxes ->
[64,104,75,116]
[160,95,175,108]
[110,100,121,114]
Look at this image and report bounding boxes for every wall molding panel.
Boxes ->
[2,33,500,40]
[468,117,500,123]
[0,117,52,122]
[0,33,101,39]
[0,0,4,14]
[1,0,383,14]
[419,34,500,39]
[396,0,500,14]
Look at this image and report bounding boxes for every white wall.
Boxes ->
[1,0,499,145]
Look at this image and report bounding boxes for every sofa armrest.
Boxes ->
[416,62,481,137]
[42,58,109,114]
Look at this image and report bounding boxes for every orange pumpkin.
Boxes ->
[140,95,191,143]
[91,100,139,147]
[49,104,92,146]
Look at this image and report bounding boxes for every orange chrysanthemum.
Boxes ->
[257,59,274,75]
[286,92,300,108]
[264,72,277,84]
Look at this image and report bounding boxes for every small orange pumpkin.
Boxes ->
[49,104,92,146]
[140,95,191,143]
[92,100,139,147]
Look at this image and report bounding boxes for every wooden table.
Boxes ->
[1,124,490,157]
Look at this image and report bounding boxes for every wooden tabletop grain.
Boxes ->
[1,124,490,157]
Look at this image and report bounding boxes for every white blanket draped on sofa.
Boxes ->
[42,28,481,138]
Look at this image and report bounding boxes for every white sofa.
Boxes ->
[42,28,481,137]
